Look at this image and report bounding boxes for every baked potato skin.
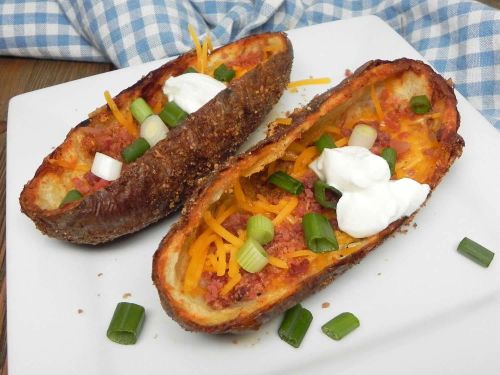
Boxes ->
[153,58,464,333]
[19,32,293,244]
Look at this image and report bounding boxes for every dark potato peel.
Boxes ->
[19,32,293,244]
[152,58,464,334]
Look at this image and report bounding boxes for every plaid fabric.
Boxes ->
[0,0,498,128]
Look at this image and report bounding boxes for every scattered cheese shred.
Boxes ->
[287,142,307,154]
[201,35,209,74]
[188,24,202,71]
[221,272,241,296]
[254,196,287,214]
[183,233,217,293]
[335,137,348,147]
[274,117,293,125]
[370,83,384,121]
[324,126,342,136]
[292,146,318,177]
[272,197,298,226]
[103,90,138,137]
[203,211,243,247]
[285,250,317,259]
[268,256,288,269]
[234,178,260,214]
[287,77,331,89]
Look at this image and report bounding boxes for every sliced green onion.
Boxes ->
[214,63,236,82]
[410,95,431,114]
[322,312,360,340]
[91,152,122,181]
[381,147,397,175]
[313,180,342,209]
[247,215,274,245]
[457,237,495,267]
[302,213,338,253]
[60,189,83,207]
[107,302,145,345]
[236,238,269,273]
[140,114,169,147]
[315,134,336,152]
[183,66,197,74]
[159,101,188,127]
[348,124,378,148]
[121,138,150,163]
[268,171,304,195]
[130,97,154,124]
[278,304,313,348]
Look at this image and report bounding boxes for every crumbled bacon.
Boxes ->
[288,259,309,277]
[222,212,250,235]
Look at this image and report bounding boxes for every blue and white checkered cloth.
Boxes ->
[1,0,498,128]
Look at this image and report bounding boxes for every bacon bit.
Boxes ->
[344,69,353,77]
[122,293,132,299]
[390,139,411,156]
[77,309,84,314]
[288,259,309,276]
[322,302,330,308]
[222,212,250,235]
[72,177,90,195]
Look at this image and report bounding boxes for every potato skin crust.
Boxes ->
[152,58,464,334]
[19,32,293,244]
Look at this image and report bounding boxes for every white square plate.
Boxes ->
[7,16,500,375]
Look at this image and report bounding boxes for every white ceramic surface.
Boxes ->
[7,16,500,375]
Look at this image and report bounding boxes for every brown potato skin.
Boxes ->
[19,32,293,244]
[152,58,464,334]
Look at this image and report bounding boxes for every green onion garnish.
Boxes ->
[321,312,360,340]
[236,238,269,273]
[121,137,150,163]
[457,237,495,267]
[313,180,342,209]
[130,97,154,124]
[381,147,397,175]
[214,63,236,82]
[315,134,336,152]
[268,171,304,195]
[409,95,431,114]
[183,66,197,74]
[106,302,145,345]
[159,101,188,127]
[302,213,338,253]
[278,304,313,348]
[246,214,274,245]
[59,189,83,207]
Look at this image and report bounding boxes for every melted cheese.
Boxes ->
[103,90,138,137]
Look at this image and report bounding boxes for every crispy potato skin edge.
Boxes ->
[19,32,293,245]
[152,58,464,334]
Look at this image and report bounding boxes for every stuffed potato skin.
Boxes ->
[20,32,293,244]
[153,58,464,333]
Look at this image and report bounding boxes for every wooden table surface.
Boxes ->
[0,56,114,375]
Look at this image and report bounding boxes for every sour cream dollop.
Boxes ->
[309,146,430,238]
[163,73,226,114]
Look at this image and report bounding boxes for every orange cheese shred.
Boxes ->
[285,250,317,259]
[292,146,318,177]
[272,196,298,226]
[274,117,293,126]
[183,233,218,293]
[234,178,261,214]
[254,196,287,214]
[287,77,331,89]
[203,211,243,247]
[268,256,288,269]
[335,137,348,147]
[370,83,384,121]
[103,90,138,137]
[201,35,209,74]
[287,142,306,154]
[188,24,202,71]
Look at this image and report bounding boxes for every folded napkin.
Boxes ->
[1,0,498,128]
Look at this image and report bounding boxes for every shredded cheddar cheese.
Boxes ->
[287,77,332,89]
[203,211,243,247]
[274,117,293,125]
[292,146,318,177]
[370,83,384,121]
[183,233,218,292]
[268,256,288,269]
[272,197,298,226]
[103,90,138,137]
[201,36,209,74]
[286,250,317,259]
[234,178,261,214]
[335,137,348,147]
[188,24,203,71]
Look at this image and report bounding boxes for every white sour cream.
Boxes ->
[163,73,226,114]
[309,146,430,238]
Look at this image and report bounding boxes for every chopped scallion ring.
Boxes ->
[91,152,122,181]
[278,304,313,348]
[214,63,236,82]
[381,147,397,175]
[322,312,360,340]
[140,114,169,147]
[246,214,274,245]
[457,237,495,267]
[313,180,342,209]
[59,189,83,207]
[106,302,145,345]
[130,97,154,124]
[268,171,304,195]
[159,101,188,127]
[236,238,269,273]
[121,138,150,163]
[348,124,377,149]
[410,95,431,114]
[302,213,338,252]
[315,134,336,152]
